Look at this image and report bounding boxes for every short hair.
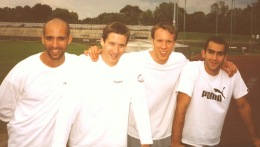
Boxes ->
[43,18,70,37]
[204,36,228,53]
[102,22,130,43]
[151,22,178,41]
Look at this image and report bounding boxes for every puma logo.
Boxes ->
[214,87,225,99]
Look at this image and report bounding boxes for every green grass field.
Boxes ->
[0,40,90,83]
[0,31,257,83]
[178,32,249,43]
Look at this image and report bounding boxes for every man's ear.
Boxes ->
[68,35,72,45]
[201,49,206,59]
[100,38,104,47]
[41,36,44,45]
[150,38,154,46]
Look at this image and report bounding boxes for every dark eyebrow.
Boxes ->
[44,36,67,39]
[207,48,214,51]
[207,48,225,54]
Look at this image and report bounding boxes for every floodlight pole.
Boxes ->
[251,0,253,38]
[173,1,176,26]
[183,0,186,44]
[176,0,179,29]
[216,0,219,36]
[250,0,254,51]
[173,0,178,30]
[234,0,236,35]
[229,0,234,50]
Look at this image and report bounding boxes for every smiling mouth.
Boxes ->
[51,49,61,54]
[110,53,120,59]
[161,51,167,54]
[160,51,169,57]
[210,61,219,66]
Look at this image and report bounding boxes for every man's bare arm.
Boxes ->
[84,46,102,62]
[235,97,260,147]
[141,144,151,147]
[171,92,191,147]
[221,61,237,77]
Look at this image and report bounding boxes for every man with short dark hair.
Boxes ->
[171,36,260,147]
[52,22,152,147]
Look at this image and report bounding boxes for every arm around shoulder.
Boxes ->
[221,60,237,77]
[84,45,102,62]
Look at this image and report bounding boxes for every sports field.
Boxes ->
[0,40,260,147]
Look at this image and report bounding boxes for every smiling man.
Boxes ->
[52,22,152,147]
[171,36,260,147]
[0,18,79,147]
[41,18,73,67]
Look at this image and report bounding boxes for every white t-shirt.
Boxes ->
[127,50,189,140]
[177,61,248,146]
[52,54,153,147]
[0,52,79,147]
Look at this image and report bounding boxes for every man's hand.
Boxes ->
[171,143,186,147]
[253,137,260,147]
[141,144,151,147]
[221,61,237,77]
[84,46,102,62]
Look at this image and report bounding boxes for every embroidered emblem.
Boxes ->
[138,74,144,83]
[114,81,123,83]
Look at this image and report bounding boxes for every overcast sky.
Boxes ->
[0,0,253,20]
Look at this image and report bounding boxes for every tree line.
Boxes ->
[0,1,259,36]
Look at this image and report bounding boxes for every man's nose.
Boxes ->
[112,45,119,53]
[52,39,59,48]
[212,53,218,59]
[161,41,166,48]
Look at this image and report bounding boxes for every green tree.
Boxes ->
[139,9,154,25]
[231,8,248,35]
[206,1,230,34]
[95,12,125,24]
[31,3,52,22]
[69,12,79,23]
[120,5,143,25]
[253,0,260,35]
[0,7,15,22]
[187,11,208,32]
[52,8,79,23]
[13,6,33,22]
[23,5,34,22]
[153,2,174,24]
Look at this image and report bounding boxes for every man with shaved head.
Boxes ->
[0,18,78,147]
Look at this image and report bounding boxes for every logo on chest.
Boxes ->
[114,80,123,83]
[201,87,226,102]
